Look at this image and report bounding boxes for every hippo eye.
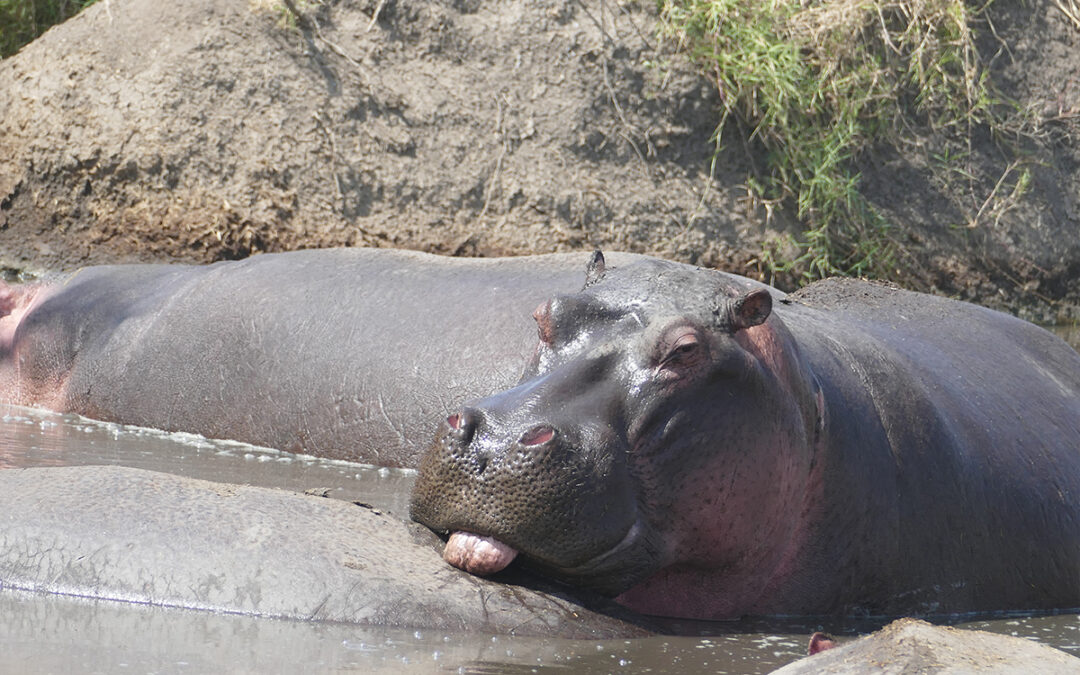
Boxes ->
[664,336,698,361]
[657,330,703,374]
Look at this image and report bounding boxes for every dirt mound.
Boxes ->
[0,0,1077,321]
[0,0,751,265]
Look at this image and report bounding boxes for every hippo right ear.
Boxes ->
[584,250,606,288]
[730,288,772,331]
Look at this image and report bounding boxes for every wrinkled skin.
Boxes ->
[0,248,642,467]
[411,254,1080,620]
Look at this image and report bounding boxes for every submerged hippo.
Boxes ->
[775,619,1080,673]
[0,248,641,467]
[410,252,1080,619]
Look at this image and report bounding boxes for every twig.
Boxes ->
[281,0,312,30]
[313,112,344,206]
[601,58,649,170]
[281,0,369,85]
[478,96,508,223]
[368,0,386,31]
[575,0,613,47]
[966,160,1021,229]
[1053,0,1080,31]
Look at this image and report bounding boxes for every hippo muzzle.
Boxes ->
[408,374,659,595]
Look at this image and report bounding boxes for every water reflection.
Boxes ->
[0,405,415,515]
[0,405,1077,673]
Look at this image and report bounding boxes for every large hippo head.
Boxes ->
[409,253,824,619]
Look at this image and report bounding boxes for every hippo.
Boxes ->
[0,464,648,638]
[775,618,1080,673]
[410,252,1080,619]
[0,248,642,467]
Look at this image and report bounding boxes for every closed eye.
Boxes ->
[656,329,705,378]
[661,340,698,366]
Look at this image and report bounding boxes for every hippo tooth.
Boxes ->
[444,531,518,575]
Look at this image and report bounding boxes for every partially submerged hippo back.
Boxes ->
[0,249,646,467]
[775,619,1080,674]
[411,253,1080,619]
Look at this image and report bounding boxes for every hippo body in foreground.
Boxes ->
[410,254,1080,620]
[0,248,641,467]
[0,464,646,638]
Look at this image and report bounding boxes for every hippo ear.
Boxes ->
[584,250,606,288]
[730,288,772,331]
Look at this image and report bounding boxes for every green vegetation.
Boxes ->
[250,0,323,31]
[0,0,97,58]
[659,0,1009,283]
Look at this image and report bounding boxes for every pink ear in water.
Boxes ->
[808,631,838,655]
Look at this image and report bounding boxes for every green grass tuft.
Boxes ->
[0,0,98,58]
[660,0,1005,284]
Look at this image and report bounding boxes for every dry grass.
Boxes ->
[1053,0,1080,30]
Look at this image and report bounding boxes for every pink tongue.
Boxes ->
[443,531,518,575]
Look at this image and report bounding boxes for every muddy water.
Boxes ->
[1,405,1078,673]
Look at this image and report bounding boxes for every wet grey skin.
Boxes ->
[410,252,1080,620]
[0,464,650,639]
[0,248,646,468]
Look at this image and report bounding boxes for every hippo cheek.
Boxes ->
[409,419,658,594]
[613,410,816,617]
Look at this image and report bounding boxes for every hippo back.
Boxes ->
[11,249,645,467]
[781,278,1080,614]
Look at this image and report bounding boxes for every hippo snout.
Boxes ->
[410,392,654,594]
[446,408,557,449]
[437,407,563,478]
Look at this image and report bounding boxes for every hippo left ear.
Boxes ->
[730,288,772,331]
[584,250,606,288]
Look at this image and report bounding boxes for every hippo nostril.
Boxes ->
[519,425,556,446]
[447,409,478,444]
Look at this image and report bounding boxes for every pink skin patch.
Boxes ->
[0,283,15,317]
[808,632,838,655]
[0,281,45,353]
[443,531,518,575]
